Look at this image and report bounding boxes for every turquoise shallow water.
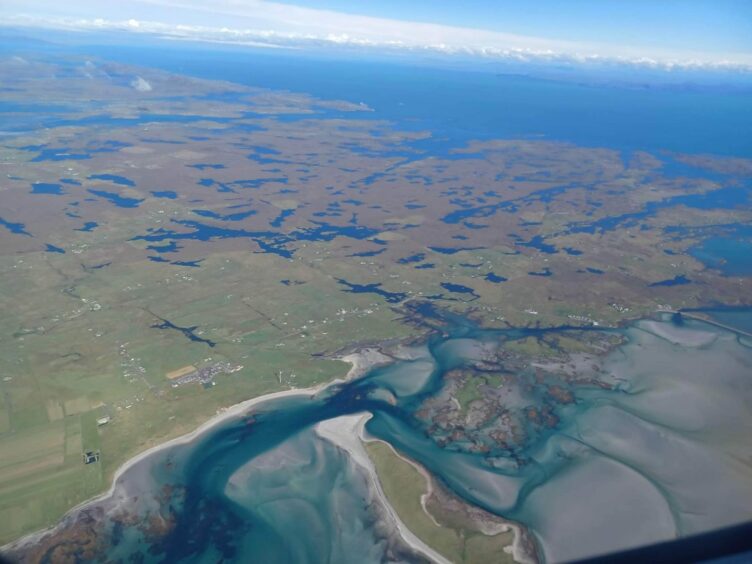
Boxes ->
[2,31,751,563]
[11,311,752,563]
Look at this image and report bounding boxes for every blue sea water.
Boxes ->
[15,312,752,563]
[683,306,752,335]
[5,32,750,157]
[3,33,752,563]
[104,45,752,260]
[4,37,750,271]
[54,42,752,158]
[689,226,752,277]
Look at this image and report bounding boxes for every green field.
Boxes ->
[0,245,417,544]
[366,440,515,564]
[2,52,751,551]
[0,412,102,543]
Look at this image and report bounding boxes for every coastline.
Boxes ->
[315,413,453,564]
[1,347,402,555]
[338,347,393,381]
[6,314,742,559]
[4,342,478,562]
[316,413,537,564]
[366,437,536,564]
[0,385,325,554]
[1,320,621,559]
[2,30,751,563]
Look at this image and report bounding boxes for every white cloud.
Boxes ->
[131,76,152,91]
[1,0,751,71]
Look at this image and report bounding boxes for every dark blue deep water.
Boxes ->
[689,225,752,277]
[54,42,752,158]
[3,35,751,272]
[3,32,752,564]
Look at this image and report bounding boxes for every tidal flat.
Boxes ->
[1,37,752,557]
[4,312,751,563]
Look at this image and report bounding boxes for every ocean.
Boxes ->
[6,36,749,275]
[3,33,752,562]
[53,41,752,158]
[11,311,752,563]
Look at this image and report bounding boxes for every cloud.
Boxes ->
[131,76,152,91]
[2,0,751,71]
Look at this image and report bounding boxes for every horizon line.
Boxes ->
[2,12,752,74]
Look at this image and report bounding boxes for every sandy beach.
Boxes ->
[316,413,452,564]
[1,352,392,554]
[4,347,537,564]
[1,385,327,554]
[317,413,535,564]
[370,438,535,564]
[338,347,394,381]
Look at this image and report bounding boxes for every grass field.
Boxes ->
[0,412,103,543]
[3,53,749,553]
[365,440,515,564]
[453,373,506,416]
[0,246,414,545]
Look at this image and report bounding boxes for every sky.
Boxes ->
[1,0,751,70]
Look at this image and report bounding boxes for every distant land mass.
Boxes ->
[0,30,751,564]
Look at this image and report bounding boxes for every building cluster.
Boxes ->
[169,361,243,387]
[567,314,599,326]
